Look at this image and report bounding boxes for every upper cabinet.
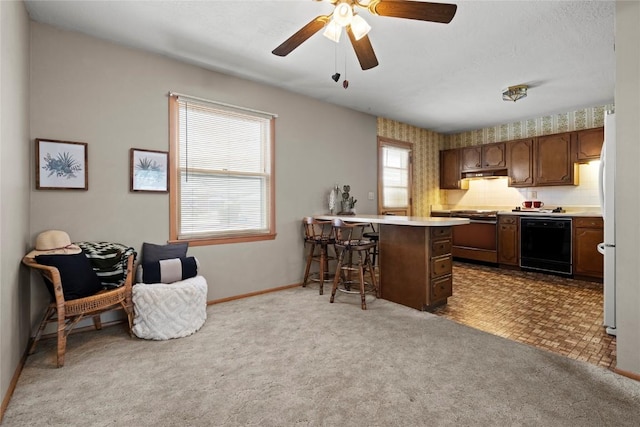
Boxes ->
[461,146,482,171]
[576,127,604,162]
[507,138,535,187]
[483,143,507,169]
[461,143,506,172]
[439,127,602,189]
[440,149,462,189]
[535,132,577,186]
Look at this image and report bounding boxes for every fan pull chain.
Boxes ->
[343,44,349,89]
[331,34,340,83]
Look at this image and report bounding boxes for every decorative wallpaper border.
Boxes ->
[446,105,612,148]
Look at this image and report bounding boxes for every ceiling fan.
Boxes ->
[272,0,457,71]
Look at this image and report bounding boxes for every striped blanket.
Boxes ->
[75,241,137,289]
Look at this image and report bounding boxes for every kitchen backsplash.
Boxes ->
[444,162,600,210]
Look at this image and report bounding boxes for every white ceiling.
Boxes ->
[24,0,615,134]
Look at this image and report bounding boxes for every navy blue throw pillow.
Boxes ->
[35,253,103,301]
[138,256,199,284]
[141,242,189,264]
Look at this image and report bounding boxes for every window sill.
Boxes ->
[170,233,277,247]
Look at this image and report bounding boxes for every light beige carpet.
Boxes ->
[3,287,640,426]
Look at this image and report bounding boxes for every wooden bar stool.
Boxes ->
[363,223,379,267]
[330,218,379,310]
[302,217,336,295]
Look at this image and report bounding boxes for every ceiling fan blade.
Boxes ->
[368,0,457,24]
[346,27,379,70]
[272,15,330,57]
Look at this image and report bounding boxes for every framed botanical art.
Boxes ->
[36,138,88,190]
[130,148,169,192]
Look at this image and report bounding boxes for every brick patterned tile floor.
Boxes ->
[432,262,616,370]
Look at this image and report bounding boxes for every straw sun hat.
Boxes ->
[25,230,82,258]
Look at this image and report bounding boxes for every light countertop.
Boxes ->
[314,214,470,227]
[431,208,602,218]
[497,210,602,217]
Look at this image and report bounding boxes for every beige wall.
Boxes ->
[377,118,445,216]
[615,0,640,375]
[29,22,378,324]
[0,0,31,412]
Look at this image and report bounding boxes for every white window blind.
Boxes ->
[382,145,410,208]
[172,95,275,241]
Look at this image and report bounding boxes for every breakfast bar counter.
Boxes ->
[314,215,469,311]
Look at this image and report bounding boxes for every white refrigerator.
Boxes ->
[597,111,616,336]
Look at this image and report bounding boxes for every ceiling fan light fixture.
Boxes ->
[323,19,342,43]
[502,84,528,102]
[350,15,371,40]
[333,1,354,27]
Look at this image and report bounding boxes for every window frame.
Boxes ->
[377,137,413,216]
[168,94,276,246]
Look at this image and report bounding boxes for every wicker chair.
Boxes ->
[22,253,135,368]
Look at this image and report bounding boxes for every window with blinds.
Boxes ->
[382,145,410,208]
[169,94,276,244]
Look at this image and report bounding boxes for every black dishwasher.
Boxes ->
[520,217,572,275]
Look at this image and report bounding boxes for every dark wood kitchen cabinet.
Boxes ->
[460,146,482,171]
[483,143,507,169]
[461,143,506,172]
[507,138,535,187]
[535,132,577,186]
[379,225,453,310]
[440,148,462,189]
[573,217,604,280]
[497,215,519,266]
[576,127,604,162]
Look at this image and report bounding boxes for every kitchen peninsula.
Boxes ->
[314,214,470,311]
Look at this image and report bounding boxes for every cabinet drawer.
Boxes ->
[431,239,452,257]
[499,216,518,225]
[431,255,452,278]
[574,217,603,228]
[431,275,453,301]
[431,226,452,239]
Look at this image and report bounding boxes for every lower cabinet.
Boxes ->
[429,227,453,307]
[497,215,519,266]
[573,217,604,279]
[379,225,453,311]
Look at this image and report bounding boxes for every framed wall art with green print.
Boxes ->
[130,148,168,193]
[35,138,88,190]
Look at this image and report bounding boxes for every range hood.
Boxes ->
[461,169,508,180]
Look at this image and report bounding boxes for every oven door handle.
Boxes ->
[469,219,497,224]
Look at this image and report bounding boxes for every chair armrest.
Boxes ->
[122,254,134,308]
[22,256,66,309]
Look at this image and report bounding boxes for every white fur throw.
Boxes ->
[132,276,208,340]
